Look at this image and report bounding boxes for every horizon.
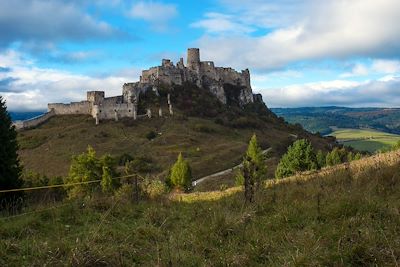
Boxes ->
[1,0,400,110]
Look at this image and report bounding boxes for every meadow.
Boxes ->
[330,128,400,152]
[1,150,399,266]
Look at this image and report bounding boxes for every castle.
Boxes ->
[15,48,258,129]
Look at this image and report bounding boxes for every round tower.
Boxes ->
[187,48,200,70]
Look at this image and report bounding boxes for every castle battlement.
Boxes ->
[42,48,256,126]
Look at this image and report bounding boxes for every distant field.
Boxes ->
[329,128,400,152]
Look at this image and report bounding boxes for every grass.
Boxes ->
[17,114,331,191]
[330,128,400,152]
[1,150,400,266]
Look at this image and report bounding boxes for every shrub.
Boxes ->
[125,156,156,174]
[316,150,326,168]
[145,131,157,140]
[275,139,317,178]
[117,153,133,166]
[140,178,167,200]
[114,184,134,203]
[166,153,192,191]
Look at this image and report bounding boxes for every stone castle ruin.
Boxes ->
[15,48,259,129]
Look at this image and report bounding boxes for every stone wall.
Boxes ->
[14,109,55,130]
[48,101,91,115]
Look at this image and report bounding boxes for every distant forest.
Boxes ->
[272,107,400,135]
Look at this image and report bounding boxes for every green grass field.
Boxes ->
[329,128,400,152]
[1,150,400,266]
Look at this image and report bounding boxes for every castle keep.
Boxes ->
[15,48,258,129]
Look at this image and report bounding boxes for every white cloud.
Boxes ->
[260,77,400,108]
[196,0,400,71]
[191,13,255,35]
[372,59,400,74]
[0,50,141,111]
[128,1,177,29]
[340,63,369,78]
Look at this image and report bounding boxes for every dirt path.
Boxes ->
[192,148,272,186]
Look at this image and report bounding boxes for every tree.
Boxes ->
[65,146,117,198]
[326,148,342,166]
[166,153,192,190]
[65,146,102,198]
[101,166,113,194]
[275,139,317,178]
[236,134,266,187]
[0,96,23,209]
[316,150,326,169]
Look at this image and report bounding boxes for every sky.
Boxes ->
[1,0,400,111]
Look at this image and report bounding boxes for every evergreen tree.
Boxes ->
[101,166,113,194]
[166,153,192,190]
[326,148,342,166]
[0,96,23,207]
[236,134,266,186]
[316,150,326,169]
[347,151,354,162]
[354,152,362,160]
[275,139,317,178]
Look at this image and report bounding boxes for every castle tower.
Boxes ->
[187,48,200,70]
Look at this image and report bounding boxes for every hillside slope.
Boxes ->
[17,105,332,182]
[2,150,399,266]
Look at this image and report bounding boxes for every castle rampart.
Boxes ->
[21,47,258,126]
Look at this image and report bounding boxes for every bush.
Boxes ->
[114,184,134,204]
[166,153,192,191]
[125,156,157,174]
[117,153,133,166]
[140,178,167,200]
[145,131,157,140]
[275,139,317,178]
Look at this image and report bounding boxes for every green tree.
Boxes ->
[65,146,102,198]
[101,166,113,194]
[347,151,354,162]
[326,148,342,166]
[354,152,362,160]
[275,139,317,178]
[166,153,192,191]
[236,134,266,186]
[0,96,23,208]
[316,150,326,169]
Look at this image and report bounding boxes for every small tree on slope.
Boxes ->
[166,153,192,191]
[275,139,317,178]
[0,96,23,209]
[236,134,267,202]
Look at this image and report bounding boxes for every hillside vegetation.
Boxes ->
[330,128,400,152]
[273,106,400,135]
[17,110,330,186]
[1,150,399,266]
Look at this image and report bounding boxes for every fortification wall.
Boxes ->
[101,96,123,105]
[48,101,91,115]
[14,109,56,130]
[95,103,136,120]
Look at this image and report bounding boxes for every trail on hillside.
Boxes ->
[192,148,272,186]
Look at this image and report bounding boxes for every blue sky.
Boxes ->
[1,0,400,110]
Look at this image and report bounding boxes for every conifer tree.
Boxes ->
[275,139,317,178]
[167,153,192,190]
[101,166,113,194]
[0,96,23,207]
[236,134,266,187]
[316,150,326,169]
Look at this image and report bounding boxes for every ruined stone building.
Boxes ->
[15,48,258,129]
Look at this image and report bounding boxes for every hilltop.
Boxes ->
[2,149,399,266]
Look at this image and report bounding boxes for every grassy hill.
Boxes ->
[272,106,400,135]
[17,110,331,188]
[1,150,399,266]
[330,128,400,152]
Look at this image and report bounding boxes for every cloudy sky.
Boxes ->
[1,0,400,110]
